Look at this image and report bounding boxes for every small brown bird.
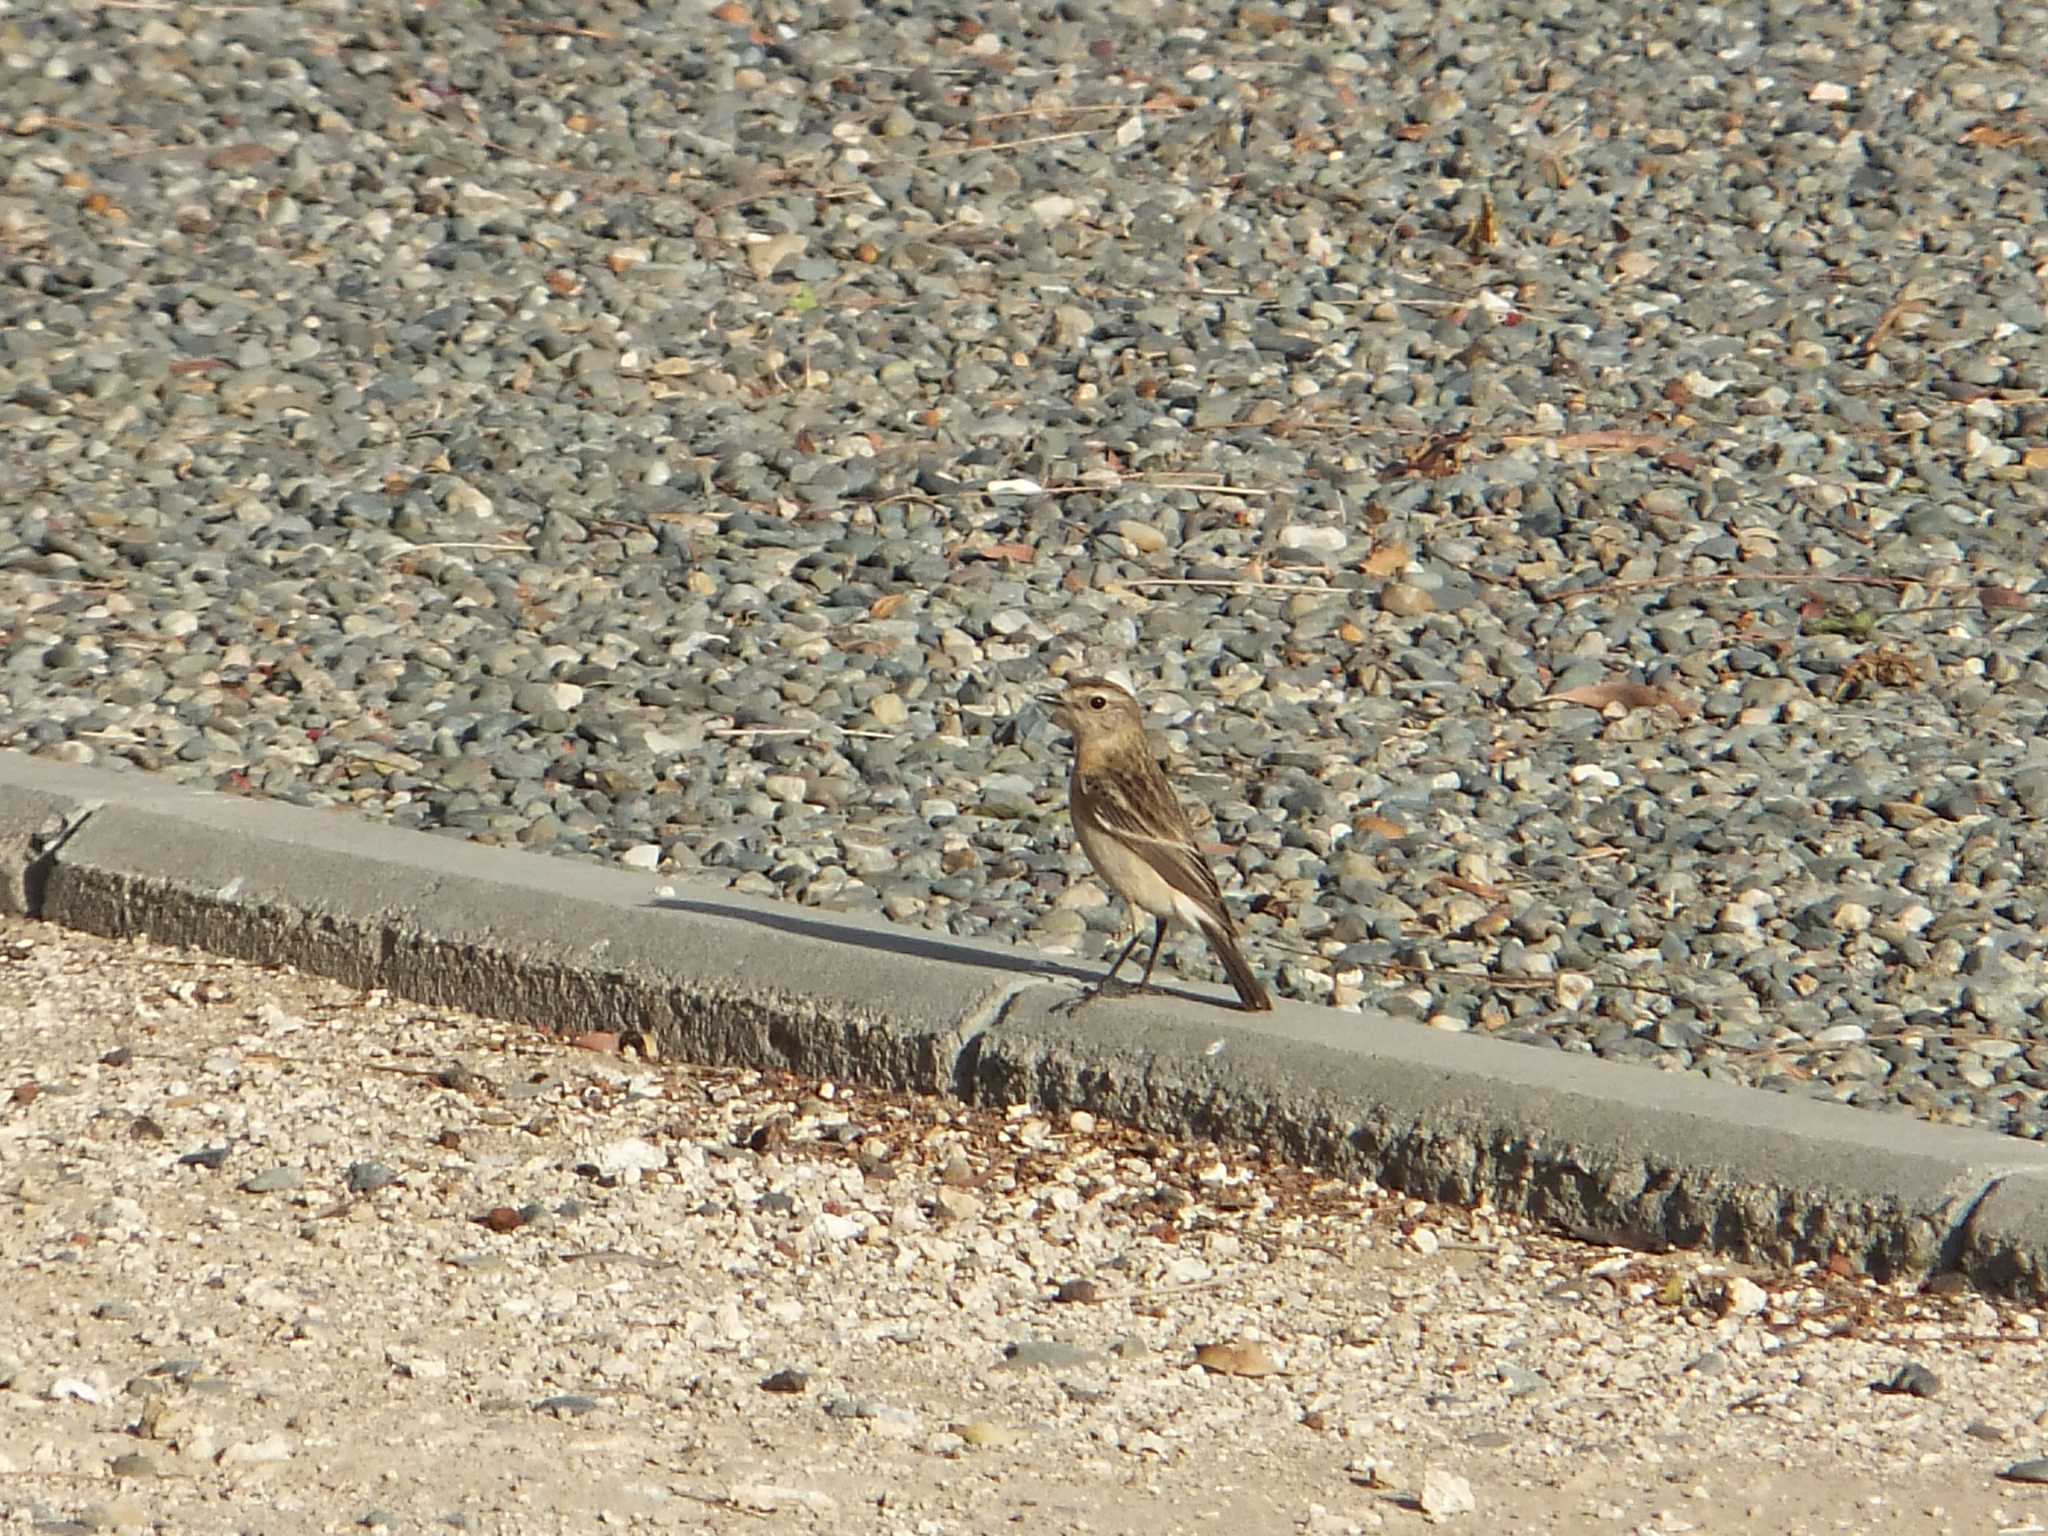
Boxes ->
[1048,677,1272,1011]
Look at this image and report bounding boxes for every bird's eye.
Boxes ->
[1088,694,1106,710]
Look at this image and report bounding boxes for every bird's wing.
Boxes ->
[1075,763,1229,914]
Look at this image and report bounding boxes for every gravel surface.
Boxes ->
[8,914,2048,1536]
[4,4,2048,1134]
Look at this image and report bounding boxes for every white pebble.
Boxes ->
[217,1434,294,1466]
[1419,1467,1475,1519]
[1720,1276,1768,1318]
[594,1137,666,1181]
[1277,524,1346,553]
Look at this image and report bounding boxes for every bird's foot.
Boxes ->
[1052,975,1158,1015]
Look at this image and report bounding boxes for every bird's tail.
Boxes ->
[1200,918,1272,1012]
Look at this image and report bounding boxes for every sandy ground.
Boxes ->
[3,912,2048,1536]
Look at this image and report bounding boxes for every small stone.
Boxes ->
[868,692,908,727]
[1419,1467,1475,1519]
[1278,523,1345,553]
[998,1340,1098,1372]
[1718,1276,1768,1318]
[811,1211,863,1243]
[1497,1363,1549,1398]
[86,1497,150,1534]
[729,1484,836,1515]
[217,1433,293,1467]
[933,1188,983,1224]
[1116,519,1168,554]
[592,1137,665,1182]
[760,1368,809,1394]
[388,1349,448,1381]
[533,1395,600,1417]
[178,1145,230,1170]
[238,1166,302,1194]
[345,1162,398,1195]
[49,1376,105,1404]
[2001,1459,2048,1484]
[109,1453,158,1480]
[745,232,807,280]
[1054,1278,1104,1304]
[1029,192,1077,224]
[620,843,662,872]
[1379,581,1437,617]
[1875,1362,1939,1398]
[1194,1340,1282,1377]
[951,1420,1021,1448]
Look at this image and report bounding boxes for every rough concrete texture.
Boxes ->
[6,748,2048,1296]
[969,989,2048,1286]
[1957,1169,2048,1299]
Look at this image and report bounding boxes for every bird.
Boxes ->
[1048,676,1272,1011]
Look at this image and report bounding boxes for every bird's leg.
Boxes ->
[1057,919,1147,1013]
[1134,917,1168,989]
[1101,926,1143,985]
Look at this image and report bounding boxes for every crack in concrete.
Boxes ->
[946,976,1059,1102]
[1943,1165,2048,1278]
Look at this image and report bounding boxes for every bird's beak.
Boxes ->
[1046,695,1073,732]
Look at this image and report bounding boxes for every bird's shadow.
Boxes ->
[647,894,1223,1012]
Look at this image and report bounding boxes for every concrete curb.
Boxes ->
[5,749,2047,1296]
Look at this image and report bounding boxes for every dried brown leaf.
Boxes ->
[1545,681,1693,717]
[1460,192,1497,256]
[1398,434,1470,479]
[206,144,277,172]
[1435,874,1507,902]
[1552,430,1671,454]
[1361,542,1411,577]
[975,541,1037,564]
[1961,122,2032,148]
[1194,1340,1282,1377]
